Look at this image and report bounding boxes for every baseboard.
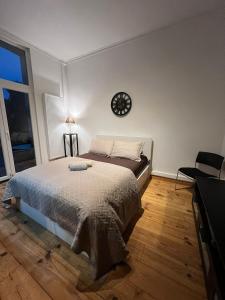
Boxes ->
[151,170,192,182]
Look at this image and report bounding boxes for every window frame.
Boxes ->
[0,37,41,178]
[0,39,29,85]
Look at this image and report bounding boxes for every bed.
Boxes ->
[3,135,152,278]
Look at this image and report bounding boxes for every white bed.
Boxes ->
[17,135,152,273]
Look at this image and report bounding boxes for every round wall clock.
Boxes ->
[111,92,132,117]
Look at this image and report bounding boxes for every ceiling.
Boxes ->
[0,0,223,62]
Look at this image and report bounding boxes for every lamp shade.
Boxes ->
[65,116,76,124]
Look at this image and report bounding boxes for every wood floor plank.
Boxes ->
[0,217,18,241]
[0,241,52,300]
[0,176,206,300]
[0,265,52,300]
[1,230,88,300]
[128,238,204,289]
[0,241,20,283]
[127,257,205,300]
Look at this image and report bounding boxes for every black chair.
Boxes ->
[175,151,224,189]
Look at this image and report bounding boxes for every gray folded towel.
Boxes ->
[68,163,88,171]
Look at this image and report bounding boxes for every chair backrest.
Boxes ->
[196,152,224,170]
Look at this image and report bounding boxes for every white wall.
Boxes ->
[66,10,225,178]
[30,49,65,162]
[0,29,66,164]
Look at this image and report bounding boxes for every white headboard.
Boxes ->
[96,135,153,161]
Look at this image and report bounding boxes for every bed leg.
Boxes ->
[3,199,11,209]
[15,197,21,211]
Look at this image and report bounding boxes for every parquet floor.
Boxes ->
[0,176,206,300]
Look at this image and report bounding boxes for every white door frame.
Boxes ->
[0,40,41,180]
[0,104,11,181]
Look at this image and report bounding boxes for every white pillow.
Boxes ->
[111,140,143,161]
[89,138,113,156]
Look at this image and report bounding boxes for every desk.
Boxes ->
[193,178,225,300]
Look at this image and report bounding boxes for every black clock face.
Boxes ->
[111,92,132,117]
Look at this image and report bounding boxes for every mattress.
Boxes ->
[79,153,149,177]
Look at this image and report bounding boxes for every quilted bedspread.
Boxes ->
[3,157,140,278]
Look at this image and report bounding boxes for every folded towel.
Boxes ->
[68,163,88,171]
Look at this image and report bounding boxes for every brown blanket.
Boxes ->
[79,153,149,177]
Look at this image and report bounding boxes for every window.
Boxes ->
[0,39,39,180]
[3,88,36,172]
[0,40,28,85]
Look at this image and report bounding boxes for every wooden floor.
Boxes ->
[0,176,206,300]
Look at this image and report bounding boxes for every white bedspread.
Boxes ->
[3,157,140,278]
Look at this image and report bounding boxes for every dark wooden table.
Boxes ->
[63,133,79,157]
[193,177,225,300]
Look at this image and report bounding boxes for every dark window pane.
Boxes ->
[3,89,36,172]
[0,137,6,177]
[0,40,28,85]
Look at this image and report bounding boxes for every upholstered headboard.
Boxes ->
[96,135,153,162]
